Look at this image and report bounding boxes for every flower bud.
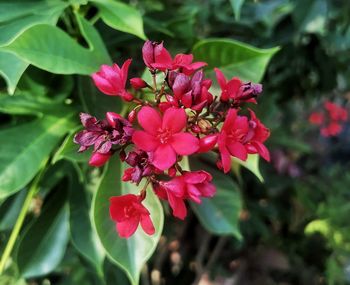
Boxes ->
[198,134,218,153]
[106,111,123,128]
[128,110,137,123]
[198,119,211,133]
[191,125,201,134]
[130,77,148,89]
[89,152,112,167]
[168,166,177,177]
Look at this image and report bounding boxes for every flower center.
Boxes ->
[228,129,246,142]
[157,128,172,144]
[124,206,136,218]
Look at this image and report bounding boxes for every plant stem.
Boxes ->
[0,163,47,273]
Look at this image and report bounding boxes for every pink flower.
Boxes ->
[109,194,155,238]
[155,171,216,219]
[92,59,133,101]
[218,109,270,173]
[321,122,342,137]
[214,68,262,103]
[132,107,199,170]
[172,54,207,75]
[214,68,242,102]
[324,101,348,121]
[142,41,172,71]
[309,112,324,125]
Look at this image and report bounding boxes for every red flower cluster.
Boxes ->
[74,41,270,238]
[309,101,348,137]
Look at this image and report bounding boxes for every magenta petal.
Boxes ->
[140,215,155,235]
[187,184,202,203]
[152,144,176,170]
[132,131,159,151]
[227,142,248,161]
[137,106,162,135]
[171,133,199,155]
[252,142,270,162]
[162,107,187,132]
[92,73,116,95]
[214,68,227,90]
[168,193,187,220]
[121,59,132,86]
[116,217,139,238]
[222,109,238,131]
[218,132,232,173]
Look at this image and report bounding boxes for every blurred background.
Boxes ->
[1,0,350,284]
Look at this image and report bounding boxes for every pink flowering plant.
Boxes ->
[74,41,271,239]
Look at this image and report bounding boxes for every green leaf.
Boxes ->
[2,16,110,75]
[193,38,280,82]
[16,188,69,278]
[0,0,67,94]
[0,112,77,199]
[68,171,104,273]
[229,0,245,21]
[52,130,92,164]
[92,156,164,285]
[0,90,68,116]
[0,1,67,46]
[189,158,242,239]
[0,51,28,94]
[232,154,264,183]
[0,190,27,231]
[91,0,147,40]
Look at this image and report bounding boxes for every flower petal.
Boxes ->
[218,131,232,173]
[152,144,176,170]
[222,109,237,131]
[92,73,116,95]
[140,214,155,235]
[227,141,248,161]
[171,133,199,155]
[137,106,162,135]
[214,68,227,90]
[116,217,139,238]
[132,130,159,151]
[162,107,187,133]
[167,192,187,220]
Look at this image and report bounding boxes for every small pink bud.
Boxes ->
[191,125,201,134]
[106,112,123,128]
[168,166,177,177]
[198,134,218,153]
[128,110,137,123]
[130,77,148,89]
[89,152,112,167]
